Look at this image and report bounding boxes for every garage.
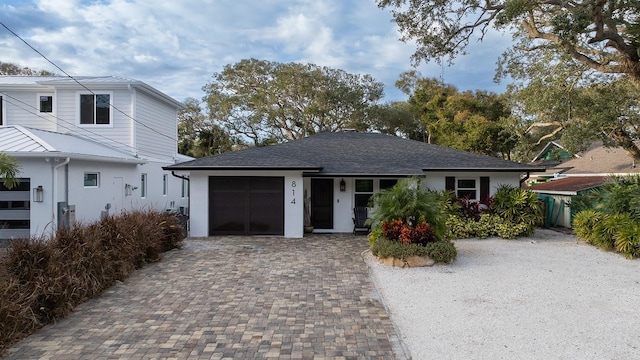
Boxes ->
[208,176,284,235]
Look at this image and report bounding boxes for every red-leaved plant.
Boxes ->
[382,219,437,245]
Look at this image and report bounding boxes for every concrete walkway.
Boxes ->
[6,235,404,359]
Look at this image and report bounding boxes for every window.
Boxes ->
[380,179,398,190]
[141,173,147,198]
[80,93,110,124]
[84,172,100,187]
[456,179,477,199]
[39,95,53,113]
[162,174,168,196]
[0,95,3,125]
[181,178,189,198]
[354,179,374,207]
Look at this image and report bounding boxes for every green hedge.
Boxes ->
[371,237,457,263]
[446,214,534,239]
[0,210,185,354]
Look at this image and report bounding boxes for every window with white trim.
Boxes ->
[84,172,100,188]
[456,179,477,199]
[79,93,111,125]
[141,173,147,198]
[0,95,3,125]
[354,179,374,207]
[162,174,168,196]
[39,95,53,113]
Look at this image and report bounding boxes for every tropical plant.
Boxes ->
[0,153,20,189]
[490,184,542,227]
[368,178,450,240]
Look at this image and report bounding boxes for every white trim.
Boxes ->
[75,90,114,127]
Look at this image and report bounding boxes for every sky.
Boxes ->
[0,0,513,104]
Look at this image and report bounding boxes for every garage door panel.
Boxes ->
[249,192,283,234]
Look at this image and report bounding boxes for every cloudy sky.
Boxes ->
[0,0,513,103]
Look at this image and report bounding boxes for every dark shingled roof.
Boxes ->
[165,132,544,175]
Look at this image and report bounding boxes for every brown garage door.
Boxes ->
[209,176,284,235]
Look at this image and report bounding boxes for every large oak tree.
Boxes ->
[203,59,384,145]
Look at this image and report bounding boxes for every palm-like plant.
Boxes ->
[0,153,20,189]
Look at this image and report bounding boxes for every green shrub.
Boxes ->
[491,185,542,227]
[371,237,456,263]
[614,220,640,259]
[573,209,602,244]
[423,241,457,263]
[446,214,533,240]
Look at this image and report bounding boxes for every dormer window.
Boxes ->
[80,93,111,125]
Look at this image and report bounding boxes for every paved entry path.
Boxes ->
[7,235,404,359]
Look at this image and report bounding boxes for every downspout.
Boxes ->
[171,170,190,212]
[52,157,70,231]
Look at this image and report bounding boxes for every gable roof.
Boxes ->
[0,126,145,164]
[165,132,544,175]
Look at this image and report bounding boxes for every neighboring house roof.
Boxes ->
[542,142,638,176]
[0,75,184,109]
[0,125,145,164]
[529,176,609,195]
[165,131,544,175]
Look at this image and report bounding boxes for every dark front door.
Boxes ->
[311,178,333,229]
[209,176,284,235]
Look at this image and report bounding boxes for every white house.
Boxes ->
[0,76,191,239]
[165,131,544,238]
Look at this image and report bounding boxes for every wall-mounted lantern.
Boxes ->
[339,179,346,192]
[33,185,44,202]
[124,183,138,196]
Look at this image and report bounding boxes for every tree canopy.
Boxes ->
[177,98,236,158]
[370,71,517,159]
[0,61,54,75]
[378,0,640,84]
[203,59,384,145]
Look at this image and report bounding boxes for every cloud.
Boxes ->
[0,0,512,103]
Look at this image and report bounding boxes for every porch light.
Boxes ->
[33,185,44,202]
[339,179,346,192]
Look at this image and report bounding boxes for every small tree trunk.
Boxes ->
[611,130,640,162]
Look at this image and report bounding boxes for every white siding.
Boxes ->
[134,89,178,162]
[54,88,136,153]
[1,90,57,130]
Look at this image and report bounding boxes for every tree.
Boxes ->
[203,59,384,145]
[0,61,54,75]
[0,153,20,189]
[505,49,640,161]
[177,98,235,158]
[379,71,517,158]
[378,1,640,84]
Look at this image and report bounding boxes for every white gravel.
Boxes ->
[365,229,640,360]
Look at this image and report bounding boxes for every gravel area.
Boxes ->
[366,229,640,360]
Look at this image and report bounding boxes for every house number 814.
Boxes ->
[291,181,296,204]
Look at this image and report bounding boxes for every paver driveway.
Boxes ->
[6,234,403,359]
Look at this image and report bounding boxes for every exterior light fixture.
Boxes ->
[339,179,346,192]
[33,185,44,202]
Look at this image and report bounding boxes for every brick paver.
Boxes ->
[6,234,404,359]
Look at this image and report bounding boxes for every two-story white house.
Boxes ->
[0,76,191,240]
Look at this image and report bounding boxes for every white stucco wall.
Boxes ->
[6,156,188,239]
[423,171,521,195]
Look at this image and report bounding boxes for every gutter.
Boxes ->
[520,171,531,186]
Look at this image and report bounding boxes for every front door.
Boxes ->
[311,178,333,229]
